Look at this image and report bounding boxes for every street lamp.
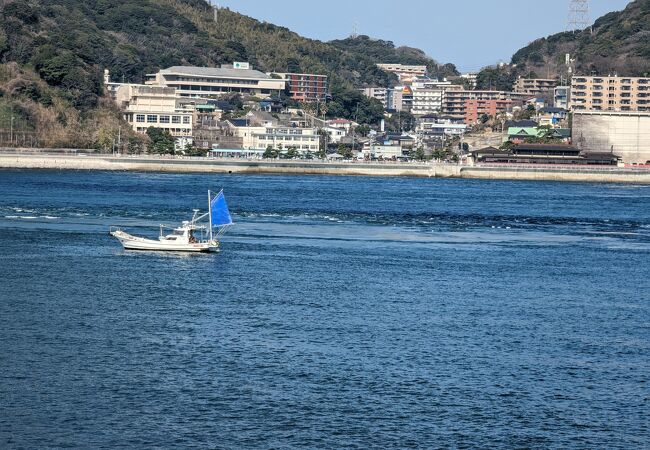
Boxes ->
[10,116,14,146]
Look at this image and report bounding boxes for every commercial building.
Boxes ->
[145,64,286,98]
[116,84,193,137]
[377,64,427,82]
[279,73,328,102]
[572,111,650,164]
[570,75,650,112]
[513,77,558,95]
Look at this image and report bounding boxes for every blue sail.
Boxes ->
[210,191,233,227]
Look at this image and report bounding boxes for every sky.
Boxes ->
[216,0,631,72]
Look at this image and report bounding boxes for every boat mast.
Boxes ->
[208,190,213,241]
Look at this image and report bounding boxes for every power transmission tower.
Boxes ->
[567,0,590,33]
[351,22,359,39]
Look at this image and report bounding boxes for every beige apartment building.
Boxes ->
[513,77,558,96]
[570,76,650,112]
[117,85,193,137]
[376,64,427,82]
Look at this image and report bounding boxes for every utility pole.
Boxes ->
[10,115,14,146]
[118,126,122,154]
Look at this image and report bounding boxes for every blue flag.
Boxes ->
[210,191,233,227]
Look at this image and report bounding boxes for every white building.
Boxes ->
[227,120,320,153]
[573,110,650,164]
[366,144,404,159]
[145,64,286,98]
[460,73,478,89]
[323,126,346,144]
[116,84,193,137]
[411,89,444,116]
[416,117,467,136]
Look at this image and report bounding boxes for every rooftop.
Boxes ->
[158,66,272,80]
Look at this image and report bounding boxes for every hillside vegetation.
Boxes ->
[0,0,458,148]
[476,0,649,90]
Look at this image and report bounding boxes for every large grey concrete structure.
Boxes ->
[572,111,650,164]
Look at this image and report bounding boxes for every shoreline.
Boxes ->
[1,152,650,183]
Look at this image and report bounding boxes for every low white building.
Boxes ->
[366,144,404,159]
[227,120,320,153]
[323,126,346,144]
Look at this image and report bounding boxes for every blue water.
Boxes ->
[0,170,649,448]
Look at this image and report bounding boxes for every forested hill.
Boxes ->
[476,0,649,90]
[0,0,456,148]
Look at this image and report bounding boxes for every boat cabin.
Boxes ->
[160,224,198,243]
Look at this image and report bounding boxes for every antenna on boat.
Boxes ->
[208,190,213,242]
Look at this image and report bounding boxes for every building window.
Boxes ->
[183,116,190,124]
[147,115,157,123]
[160,115,170,124]
[172,116,181,124]
[136,115,145,123]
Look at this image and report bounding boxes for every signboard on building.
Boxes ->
[233,62,250,70]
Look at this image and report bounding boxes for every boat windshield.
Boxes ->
[173,230,186,236]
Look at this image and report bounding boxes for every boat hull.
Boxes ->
[111,231,219,253]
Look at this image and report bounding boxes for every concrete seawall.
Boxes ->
[1,153,649,183]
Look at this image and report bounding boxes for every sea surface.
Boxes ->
[0,169,649,449]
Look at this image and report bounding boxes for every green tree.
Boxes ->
[183,143,205,157]
[413,146,426,161]
[338,144,353,159]
[356,124,371,137]
[285,146,299,159]
[96,127,113,153]
[263,145,278,159]
[146,127,175,155]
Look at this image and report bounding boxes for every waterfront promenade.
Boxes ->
[1,151,650,183]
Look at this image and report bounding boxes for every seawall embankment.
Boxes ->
[1,152,649,183]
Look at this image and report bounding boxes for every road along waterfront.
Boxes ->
[1,152,650,183]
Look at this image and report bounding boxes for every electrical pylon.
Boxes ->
[567,0,590,32]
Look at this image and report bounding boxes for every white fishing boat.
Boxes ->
[110,190,233,253]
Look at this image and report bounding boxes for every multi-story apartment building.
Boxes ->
[411,89,444,116]
[442,90,527,124]
[377,64,427,82]
[554,86,570,109]
[513,77,558,96]
[279,73,328,102]
[570,75,650,112]
[410,82,462,116]
[146,64,286,98]
[360,87,392,109]
[117,85,193,137]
